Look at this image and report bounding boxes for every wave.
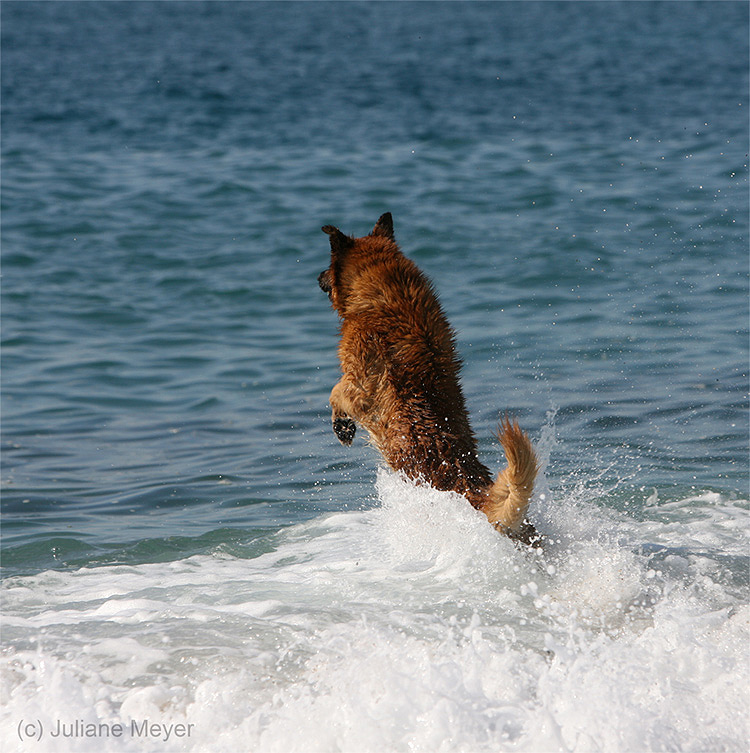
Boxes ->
[2,471,748,752]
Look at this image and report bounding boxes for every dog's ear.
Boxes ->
[322,225,354,258]
[370,212,394,240]
[321,225,354,311]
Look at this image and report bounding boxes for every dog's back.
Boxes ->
[319,213,538,542]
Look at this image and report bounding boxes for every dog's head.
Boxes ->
[318,212,395,315]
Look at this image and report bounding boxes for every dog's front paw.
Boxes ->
[333,417,356,445]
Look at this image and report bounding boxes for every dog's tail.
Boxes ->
[480,417,538,542]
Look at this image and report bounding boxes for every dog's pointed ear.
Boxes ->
[370,212,394,240]
[322,224,354,256]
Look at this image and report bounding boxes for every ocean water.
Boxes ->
[1,1,748,751]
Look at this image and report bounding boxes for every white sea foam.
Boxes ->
[2,471,748,752]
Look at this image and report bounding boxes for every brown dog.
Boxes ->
[318,213,539,545]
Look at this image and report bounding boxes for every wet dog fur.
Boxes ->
[318,213,539,545]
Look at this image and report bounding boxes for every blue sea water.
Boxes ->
[1,2,748,751]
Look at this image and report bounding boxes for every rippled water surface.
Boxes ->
[2,2,748,751]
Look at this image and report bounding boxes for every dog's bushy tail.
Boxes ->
[481,417,538,542]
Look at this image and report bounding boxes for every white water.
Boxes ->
[2,471,748,753]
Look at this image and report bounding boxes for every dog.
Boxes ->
[318,212,539,545]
